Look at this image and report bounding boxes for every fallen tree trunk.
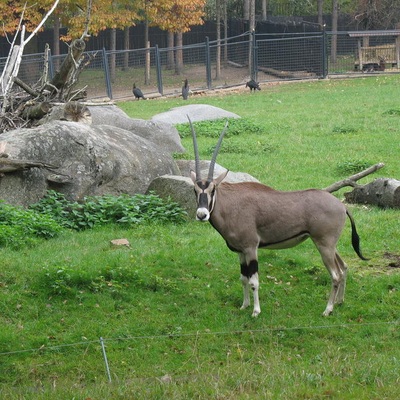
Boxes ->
[344,178,400,208]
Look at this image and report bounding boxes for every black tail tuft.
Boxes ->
[347,210,369,261]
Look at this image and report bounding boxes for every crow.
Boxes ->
[245,79,261,92]
[182,78,190,100]
[132,83,145,100]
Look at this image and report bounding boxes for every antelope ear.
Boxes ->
[190,170,197,184]
[215,169,229,186]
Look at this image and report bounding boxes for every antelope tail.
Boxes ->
[346,210,369,261]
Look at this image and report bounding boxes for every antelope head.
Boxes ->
[189,117,229,221]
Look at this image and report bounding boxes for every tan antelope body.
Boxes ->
[189,119,367,317]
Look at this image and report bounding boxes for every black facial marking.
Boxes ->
[240,260,258,278]
[195,180,214,210]
[198,192,209,208]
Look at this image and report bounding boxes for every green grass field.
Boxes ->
[1,75,399,399]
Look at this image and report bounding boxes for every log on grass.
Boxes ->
[344,178,400,208]
[22,102,51,120]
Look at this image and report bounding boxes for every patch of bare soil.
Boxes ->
[383,252,400,269]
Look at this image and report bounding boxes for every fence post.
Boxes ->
[47,48,54,80]
[205,37,212,89]
[322,27,328,78]
[102,48,113,99]
[100,337,112,383]
[155,45,163,96]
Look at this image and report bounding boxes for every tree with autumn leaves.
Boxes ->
[1,0,206,75]
[146,0,206,74]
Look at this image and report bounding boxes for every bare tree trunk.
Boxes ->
[145,40,151,84]
[330,0,338,63]
[167,31,174,70]
[175,32,183,75]
[244,0,250,20]
[215,0,221,79]
[223,0,228,66]
[145,19,150,84]
[248,0,255,76]
[53,15,60,71]
[110,28,116,82]
[123,26,129,71]
[262,0,268,21]
[317,0,324,27]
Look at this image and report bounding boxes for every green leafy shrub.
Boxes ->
[331,125,359,134]
[30,191,187,230]
[336,160,372,175]
[0,201,63,248]
[176,117,265,139]
[41,264,176,297]
[382,108,400,116]
[205,138,274,156]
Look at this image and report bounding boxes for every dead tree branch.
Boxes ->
[0,0,60,113]
[323,162,385,193]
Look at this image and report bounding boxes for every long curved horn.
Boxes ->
[188,115,201,180]
[207,121,229,181]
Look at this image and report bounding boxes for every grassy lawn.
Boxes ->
[1,75,399,399]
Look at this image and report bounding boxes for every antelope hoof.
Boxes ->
[252,308,261,318]
[322,308,333,317]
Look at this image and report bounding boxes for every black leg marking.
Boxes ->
[240,260,258,278]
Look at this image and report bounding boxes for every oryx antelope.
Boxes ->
[189,119,367,317]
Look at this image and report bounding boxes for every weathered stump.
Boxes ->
[344,178,400,208]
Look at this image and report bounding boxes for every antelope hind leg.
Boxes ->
[318,247,344,316]
[335,252,348,305]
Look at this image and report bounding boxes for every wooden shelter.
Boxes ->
[349,30,400,70]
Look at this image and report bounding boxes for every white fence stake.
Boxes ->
[100,337,112,383]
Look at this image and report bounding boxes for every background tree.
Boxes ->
[58,0,139,82]
[353,0,400,29]
[147,0,206,75]
[0,0,57,35]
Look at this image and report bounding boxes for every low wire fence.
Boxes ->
[1,320,398,384]
[2,30,400,101]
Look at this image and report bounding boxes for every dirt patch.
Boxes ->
[383,252,400,268]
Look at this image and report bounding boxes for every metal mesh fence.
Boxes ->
[257,33,325,81]
[1,30,399,101]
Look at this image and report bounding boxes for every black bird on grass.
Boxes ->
[182,78,190,100]
[245,79,261,92]
[133,83,145,100]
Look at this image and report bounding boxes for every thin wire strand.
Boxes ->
[1,320,398,357]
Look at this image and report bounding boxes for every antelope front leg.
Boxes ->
[240,274,250,310]
[240,257,260,317]
[249,272,260,317]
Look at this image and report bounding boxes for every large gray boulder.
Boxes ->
[151,104,240,125]
[0,120,180,206]
[0,103,245,209]
[88,105,185,154]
